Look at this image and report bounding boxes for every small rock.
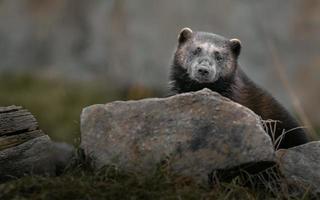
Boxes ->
[0,135,75,181]
[51,141,75,174]
[276,141,320,195]
[81,89,275,182]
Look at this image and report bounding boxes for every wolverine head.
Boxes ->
[173,27,241,84]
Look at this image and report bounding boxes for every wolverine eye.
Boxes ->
[214,51,223,62]
[193,47,202,55]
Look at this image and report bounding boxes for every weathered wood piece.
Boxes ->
[0,130,44,150]
[0,105,44,150]
[0,105,74,181]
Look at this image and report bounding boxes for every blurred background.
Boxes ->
[0,0,319,144]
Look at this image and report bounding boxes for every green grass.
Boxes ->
[0,161,282,199]
[0,151,313,200]
[0,73,161,144]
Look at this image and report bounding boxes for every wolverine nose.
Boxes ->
[197,67,209,76]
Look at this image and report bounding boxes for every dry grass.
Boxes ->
[0,149,315,200]
[261,119,307,150]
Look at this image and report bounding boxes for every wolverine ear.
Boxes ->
[178,27,193,43]
[229,38,241,57]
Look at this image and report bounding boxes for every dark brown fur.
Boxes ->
[170,28,309,149]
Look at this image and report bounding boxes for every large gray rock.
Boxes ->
[81,89,275,182]
[0,135,75,181]
[276,141,320,195]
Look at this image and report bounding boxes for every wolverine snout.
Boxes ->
[197,66,210,76]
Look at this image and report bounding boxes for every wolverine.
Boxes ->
[169,27,309,149]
